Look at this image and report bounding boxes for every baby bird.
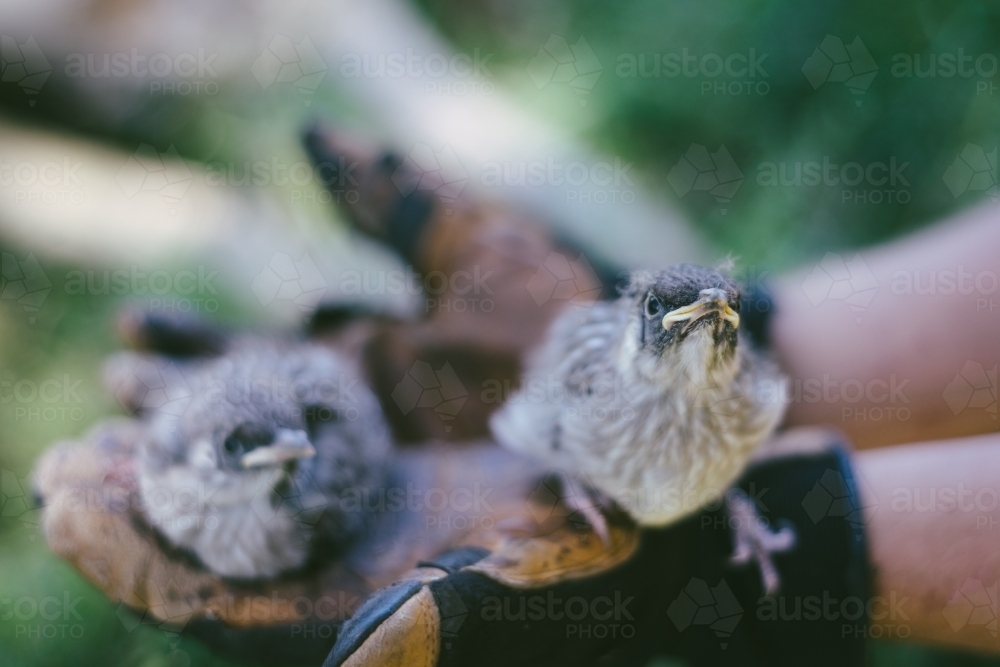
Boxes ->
[108,337,392,579]
[491,264,794,593]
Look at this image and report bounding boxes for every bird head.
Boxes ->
[103,308,393,577]
[146,341,389,489]
[626,264,742,383]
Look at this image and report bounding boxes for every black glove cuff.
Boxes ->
[325,438,873,667]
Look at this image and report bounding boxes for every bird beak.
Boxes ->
[240,429,316,469]
[662,291,740,331]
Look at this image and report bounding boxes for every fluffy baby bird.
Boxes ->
[491,264,794,593]
[107,335,391,579]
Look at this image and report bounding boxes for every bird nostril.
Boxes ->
[699,288,727,302]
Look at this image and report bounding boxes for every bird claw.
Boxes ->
[555,472,613,546]
[725,488,796,596]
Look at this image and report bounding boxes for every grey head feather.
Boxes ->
[132,339,392,578]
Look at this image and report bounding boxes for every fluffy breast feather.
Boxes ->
[491,300,787,526]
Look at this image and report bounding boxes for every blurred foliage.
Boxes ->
[416,0,1000,270]
[0,256,257,667]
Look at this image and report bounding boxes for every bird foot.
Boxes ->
[725,488,796,596]
[555,472,613,546]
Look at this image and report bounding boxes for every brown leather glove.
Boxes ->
[323,433,872,667]
[33,414,637,666]
[36,410,871,667]
[303,122,620,445]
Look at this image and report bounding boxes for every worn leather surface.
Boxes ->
[34,418,638,665]
[305,123,614,444]
[323,435,871,667]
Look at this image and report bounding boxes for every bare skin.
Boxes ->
[773,202,999,449]
[860,433,1000,654]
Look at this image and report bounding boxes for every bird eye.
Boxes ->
[223,423,274,456]
[223,434,240,454]
[644,294,663,318]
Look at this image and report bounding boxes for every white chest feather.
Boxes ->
[494,323,786,527]
[139,466,309,578]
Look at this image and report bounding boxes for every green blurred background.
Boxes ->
[1,0,998,665]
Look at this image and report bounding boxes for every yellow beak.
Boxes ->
[662,292,740,330]
[240,429,317,469]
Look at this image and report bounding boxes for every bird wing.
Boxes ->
[490,302,624,467]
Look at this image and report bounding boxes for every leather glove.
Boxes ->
[323,432,871,667]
